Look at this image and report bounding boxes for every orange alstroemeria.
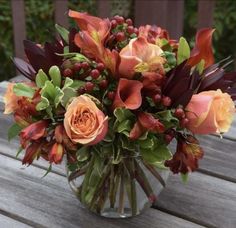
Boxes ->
[187,28,215,69]
[119,37,166,79]
[20,120,49,148]
[113,78,143,110]
[49,143,64,164]
[69,10,118,75]
[22,142,42,165]
[130,112,165,140]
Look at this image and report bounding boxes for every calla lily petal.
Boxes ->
[113,79,143,110]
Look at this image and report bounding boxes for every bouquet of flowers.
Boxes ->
[4,10,236,218]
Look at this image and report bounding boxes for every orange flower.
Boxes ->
[187,28,215,69]
[49,143,64,164]
[130,112,165,140]
[64,95,108,145]
[119,37,165,79]
[3,83,20,114]
[186,89,235,134]
[22,142,42,165]
[69,10,119,75]
[113,78,143,110]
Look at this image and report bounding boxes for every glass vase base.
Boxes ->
[101,208,139,218]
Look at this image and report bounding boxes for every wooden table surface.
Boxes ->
[0,79,236,228]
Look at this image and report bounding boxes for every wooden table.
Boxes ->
[0,79,236,228]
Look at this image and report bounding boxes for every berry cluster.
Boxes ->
[174,107,189,128]
[107,16,139,51]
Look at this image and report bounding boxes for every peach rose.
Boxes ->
[4,83,20,114]
[64,95,108,145]
[119,37,165,79]
[186,89,235,134]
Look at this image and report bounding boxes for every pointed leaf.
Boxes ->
[8,123,22,141]
[177,37,190,65]
[36,69,49,88]
[13,83,35,98]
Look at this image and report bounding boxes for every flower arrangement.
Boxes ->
[4,11,236,217]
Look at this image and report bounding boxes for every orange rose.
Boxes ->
[186,89,235,134]
[4,83,20,114]
[64,95,108,145]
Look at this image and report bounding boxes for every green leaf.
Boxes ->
[71,80,86,89]
[114,108,134,122]
[35,69,49,88]
[196,59,205,74]
[116,119,132,133]
[177,37,190,65]
[36,96,50,111]
[55,24,69,43]
[41,81,56,100]
[181,173,189,184]
[16,147,23,158]
[61,87,77,107]
[139,136,155,149]
[8,123,22,141]
[13,83,35,98]
[140,143,172,165]
[120,136,136,151]
[49,66,61,87]
[163,51,177,68]
[156,110,179,129]
[42,164,52,178]
[77,147,90,162]
[54,87,64,108]
[63,77,74,88]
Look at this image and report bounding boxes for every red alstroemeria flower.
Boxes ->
[139,25,169,42]
[20,120,49,148]
[22,142,42,165]
[69,10,119,75]
[113,78,143,110]
[187,28,215,69]
[165,135,204,174]
[49,143,64,164]
[130,112,165,140]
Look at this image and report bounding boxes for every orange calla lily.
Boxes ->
[113,78,143,110]
[187,28,215,69]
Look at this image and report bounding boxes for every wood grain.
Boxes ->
[0,154,202,228]
[0,214,31,228]
[156,172,236,228]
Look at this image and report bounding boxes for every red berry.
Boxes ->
[90,69,100,79]
[111,19,117,29]
[180,118,189,128]
[114,16,124,24]
[126,18,133,26]
[153,94,161,103]
[174,108,185,119]
[81,62,89,70]
[73,62,82,72]
[116,32,125,42]
[63,68,73,77]
[85,82,94,92]
[162,96,171,107]
[107,91,115,100]
[127,26,134,34]
[164,134,173,144]
[133,28,139,35]
[78,86,85,94]
[99,79,108,89]
[96,62,105,72]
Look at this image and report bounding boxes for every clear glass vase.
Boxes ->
[66,155,169,218]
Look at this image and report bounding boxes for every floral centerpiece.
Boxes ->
[4,11,236,218]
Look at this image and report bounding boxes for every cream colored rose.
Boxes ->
[186,89,235,134]
[64,95,108,145]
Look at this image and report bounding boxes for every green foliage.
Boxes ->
[13,83,36,98]
[8,123,22,141]
[177,37,190,65]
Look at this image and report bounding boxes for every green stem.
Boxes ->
[134,160,156,203]
[143,161,166,187]
[68,164,88,182]
[96,180,109,213]
[81,156,95,204]
[118,164,125,214]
